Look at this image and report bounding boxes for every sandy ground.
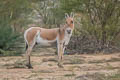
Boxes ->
[0,48,120,80]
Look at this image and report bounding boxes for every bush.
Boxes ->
[0,19,19,51]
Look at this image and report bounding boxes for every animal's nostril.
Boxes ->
[67,30,71,34]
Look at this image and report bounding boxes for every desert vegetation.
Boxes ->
[0,0,120,80]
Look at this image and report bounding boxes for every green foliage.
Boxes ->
[0,0,36,55]
[0,0,32,32]
[0,19,19,50]
[0,0,120,54]
[32,0,65,27]
[59,0,120,49]
[60,0,84,13]
[0,0,31,52]
[0,0,31,19]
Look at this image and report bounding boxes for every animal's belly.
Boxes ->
[36,36,57,46]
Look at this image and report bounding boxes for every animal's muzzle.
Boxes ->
[67,30,71,34]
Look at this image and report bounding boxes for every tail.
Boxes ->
[25,42,28,51]
[24,29,29,51]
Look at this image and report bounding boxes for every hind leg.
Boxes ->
[26,47,33,69]
[25,41,36,69]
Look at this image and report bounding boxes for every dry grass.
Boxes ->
[0,49,120,80]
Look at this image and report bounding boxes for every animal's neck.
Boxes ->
[58,25,65,34]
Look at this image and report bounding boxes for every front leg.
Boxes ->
[63,42,67,54]
[55,42,66,55]
[57,42,64,68]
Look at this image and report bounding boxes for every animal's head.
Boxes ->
[65,12,74,34]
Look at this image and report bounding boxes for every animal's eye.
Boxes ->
[71,21,73,24]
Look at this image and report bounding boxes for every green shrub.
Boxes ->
[0,19,19,51]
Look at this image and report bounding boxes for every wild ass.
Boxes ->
[24,13,74,68]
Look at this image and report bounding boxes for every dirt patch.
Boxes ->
[0,49,120,80]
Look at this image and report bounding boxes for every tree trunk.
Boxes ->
[101,23,106,47]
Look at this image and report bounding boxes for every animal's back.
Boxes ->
[24,27,59,45]
[40,28,59,41]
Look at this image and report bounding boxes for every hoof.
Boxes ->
[26,64,33,69]
[57,63,64,68]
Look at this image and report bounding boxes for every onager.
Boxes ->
[24,13,74,68]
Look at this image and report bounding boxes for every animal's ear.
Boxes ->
[65,13,69,18]
[70,12,74,18]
